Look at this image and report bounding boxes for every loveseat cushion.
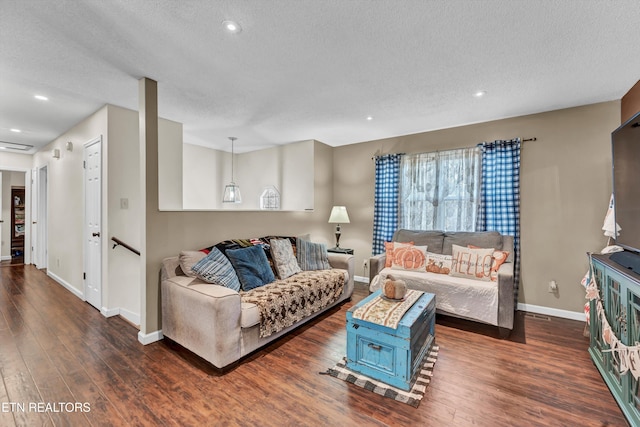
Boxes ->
[227,245,275,291]
[393,230,445,253]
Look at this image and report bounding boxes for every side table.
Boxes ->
[328,247,354,255]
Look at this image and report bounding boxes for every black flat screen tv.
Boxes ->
[612,111,640,255]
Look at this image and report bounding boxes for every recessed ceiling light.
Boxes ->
[34,95,48,101]
[222,20,242,34]
[366,116,373,121]
[474,91,487,98]
[10,128,21,133]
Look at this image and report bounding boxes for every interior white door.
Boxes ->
[32,166,48,269]
[31,168,39,266]
[84,137,102,310]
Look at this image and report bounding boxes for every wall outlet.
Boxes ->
[548,280,558,293]
[363,260,368,270]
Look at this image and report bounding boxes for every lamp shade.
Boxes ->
[328,206,350,223]
[222,137,242,203]
[222,183,242,203]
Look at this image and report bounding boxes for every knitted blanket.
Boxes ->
[241,269,346,338]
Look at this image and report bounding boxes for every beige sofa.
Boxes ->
[161,252,354,369]
[369,229,515,334]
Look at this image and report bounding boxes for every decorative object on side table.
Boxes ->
[328,205,350,248]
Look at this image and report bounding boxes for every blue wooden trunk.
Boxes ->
[346,290,436,391]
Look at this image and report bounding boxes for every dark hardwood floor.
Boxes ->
[0,265,628,426]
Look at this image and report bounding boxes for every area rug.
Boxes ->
[321,344,439,408]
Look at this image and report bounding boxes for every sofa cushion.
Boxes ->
[270,238,302,279]
[443,231,502,255]
[191,248,242,291]
[393,230,445,253]
[426,252,452,274]
[450,244,494,281]
[179,250,207,277]
[296,238,331,270]
[390,245,428,271]
[226,245,275,291]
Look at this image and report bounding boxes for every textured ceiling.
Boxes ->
[1,0,639,154]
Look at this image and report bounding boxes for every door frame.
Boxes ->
[83,136,103,309]
[32,165,48,269]
[0,166,31,264]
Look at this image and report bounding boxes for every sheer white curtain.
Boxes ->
[399,147,482,231]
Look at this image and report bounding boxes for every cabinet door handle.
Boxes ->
[32,221,37,224]
[92,232,101,237]
[368,343,382,351]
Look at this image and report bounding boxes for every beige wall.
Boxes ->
[143,140,335,333]
[33,107,108,296]
[333,101,620,313]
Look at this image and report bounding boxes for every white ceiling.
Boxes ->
[1,0,639,154]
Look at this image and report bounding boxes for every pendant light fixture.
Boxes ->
[222,137,242,203]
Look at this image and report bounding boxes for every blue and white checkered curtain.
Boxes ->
[372,154,403,255]
[477,139,521,303]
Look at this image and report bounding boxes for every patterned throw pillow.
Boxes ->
[384,241,414,268]
[390,245,428,271]
[468,245,510,281]
[191,248,241,291]
[226,245,276,291]
[425,252,453,274]
[450,244,494,281]
[296,238,331,271]
[270,239,302,279]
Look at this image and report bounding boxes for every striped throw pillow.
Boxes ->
[191,247,241,291]
[296,238,331,271]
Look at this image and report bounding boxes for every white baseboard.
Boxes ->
[1,255,11,261]
[354,275,369,284]
[101,307,119,318]
[138,329,163,345]
[101,307,140,327]
[120,308,140,326]
[47,271,84,300]
[517,303,585,322]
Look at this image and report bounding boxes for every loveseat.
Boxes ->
[161,236,354,369]
[369,229,514,333]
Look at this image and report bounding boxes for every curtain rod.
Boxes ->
[371,137,536,159]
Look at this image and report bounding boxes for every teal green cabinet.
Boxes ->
[590,253,640,426]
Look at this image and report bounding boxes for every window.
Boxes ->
[399,147,481,231]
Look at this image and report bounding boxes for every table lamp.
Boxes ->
[328,206,350,248]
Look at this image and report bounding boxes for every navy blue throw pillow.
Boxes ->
[226,245,276,291]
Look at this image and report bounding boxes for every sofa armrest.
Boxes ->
[328,253,355,291]
[497,261,515,331]
[161,278,242,369]
[369,253,386,283]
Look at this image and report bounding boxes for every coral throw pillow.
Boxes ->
[468,245,510,281]
[384,241,414,268]
[390,245,428,271]
[450,244,494,281]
